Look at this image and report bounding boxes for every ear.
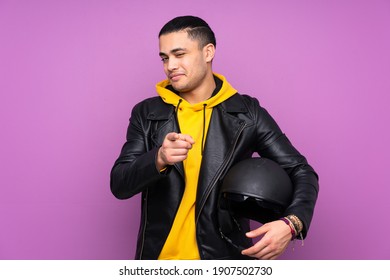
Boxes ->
[203,43,216,63]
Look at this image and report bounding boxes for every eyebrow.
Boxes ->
[159,48,187,57]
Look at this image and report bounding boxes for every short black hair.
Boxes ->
[159,16,216,48]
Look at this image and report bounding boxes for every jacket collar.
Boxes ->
[220,93,248,114]
[146,100,173,121]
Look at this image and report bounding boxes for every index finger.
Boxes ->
[179,134,195,144]
[246,224,268,239]
[166,132,180,141]
[241,234,269,257]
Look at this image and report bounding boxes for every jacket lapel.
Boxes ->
[196,94,248,218]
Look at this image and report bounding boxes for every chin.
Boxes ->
[172,84,188,93]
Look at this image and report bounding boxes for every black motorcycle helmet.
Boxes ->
[220,157,293,224]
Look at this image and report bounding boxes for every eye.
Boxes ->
[161,57,168,62]
[175,53,185,57]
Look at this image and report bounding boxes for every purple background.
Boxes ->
[1,0,389,260]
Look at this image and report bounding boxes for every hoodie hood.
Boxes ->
[156,73,237,111]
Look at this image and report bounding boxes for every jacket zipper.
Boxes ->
[139,188,148,259]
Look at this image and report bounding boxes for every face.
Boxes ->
[159,31,214,93]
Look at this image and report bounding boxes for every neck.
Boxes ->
[180,72,216,104]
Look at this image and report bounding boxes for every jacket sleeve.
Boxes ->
[110,103,169,199]
[251,98,319,238]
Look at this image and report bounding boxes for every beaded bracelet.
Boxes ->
[279,217,297,240]
[287,214,303,234]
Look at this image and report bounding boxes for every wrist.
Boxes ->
[279,217,297,240]
[156,147,167,171]
[286,214,303,234]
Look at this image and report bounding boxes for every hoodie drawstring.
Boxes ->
[175,99,207,156]
[201,104,207,156]
[175,99,183,133]
[175,98,183,115]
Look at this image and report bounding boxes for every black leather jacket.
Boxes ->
[110,93,319,259]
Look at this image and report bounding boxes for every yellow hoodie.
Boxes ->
[156,73,237,260]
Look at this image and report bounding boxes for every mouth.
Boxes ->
[169,73,184,82]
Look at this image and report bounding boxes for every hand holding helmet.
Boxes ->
[219,157,296,259]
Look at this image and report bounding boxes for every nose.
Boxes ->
[167,57,178,72]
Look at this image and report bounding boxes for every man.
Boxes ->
[110,15,319,260]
